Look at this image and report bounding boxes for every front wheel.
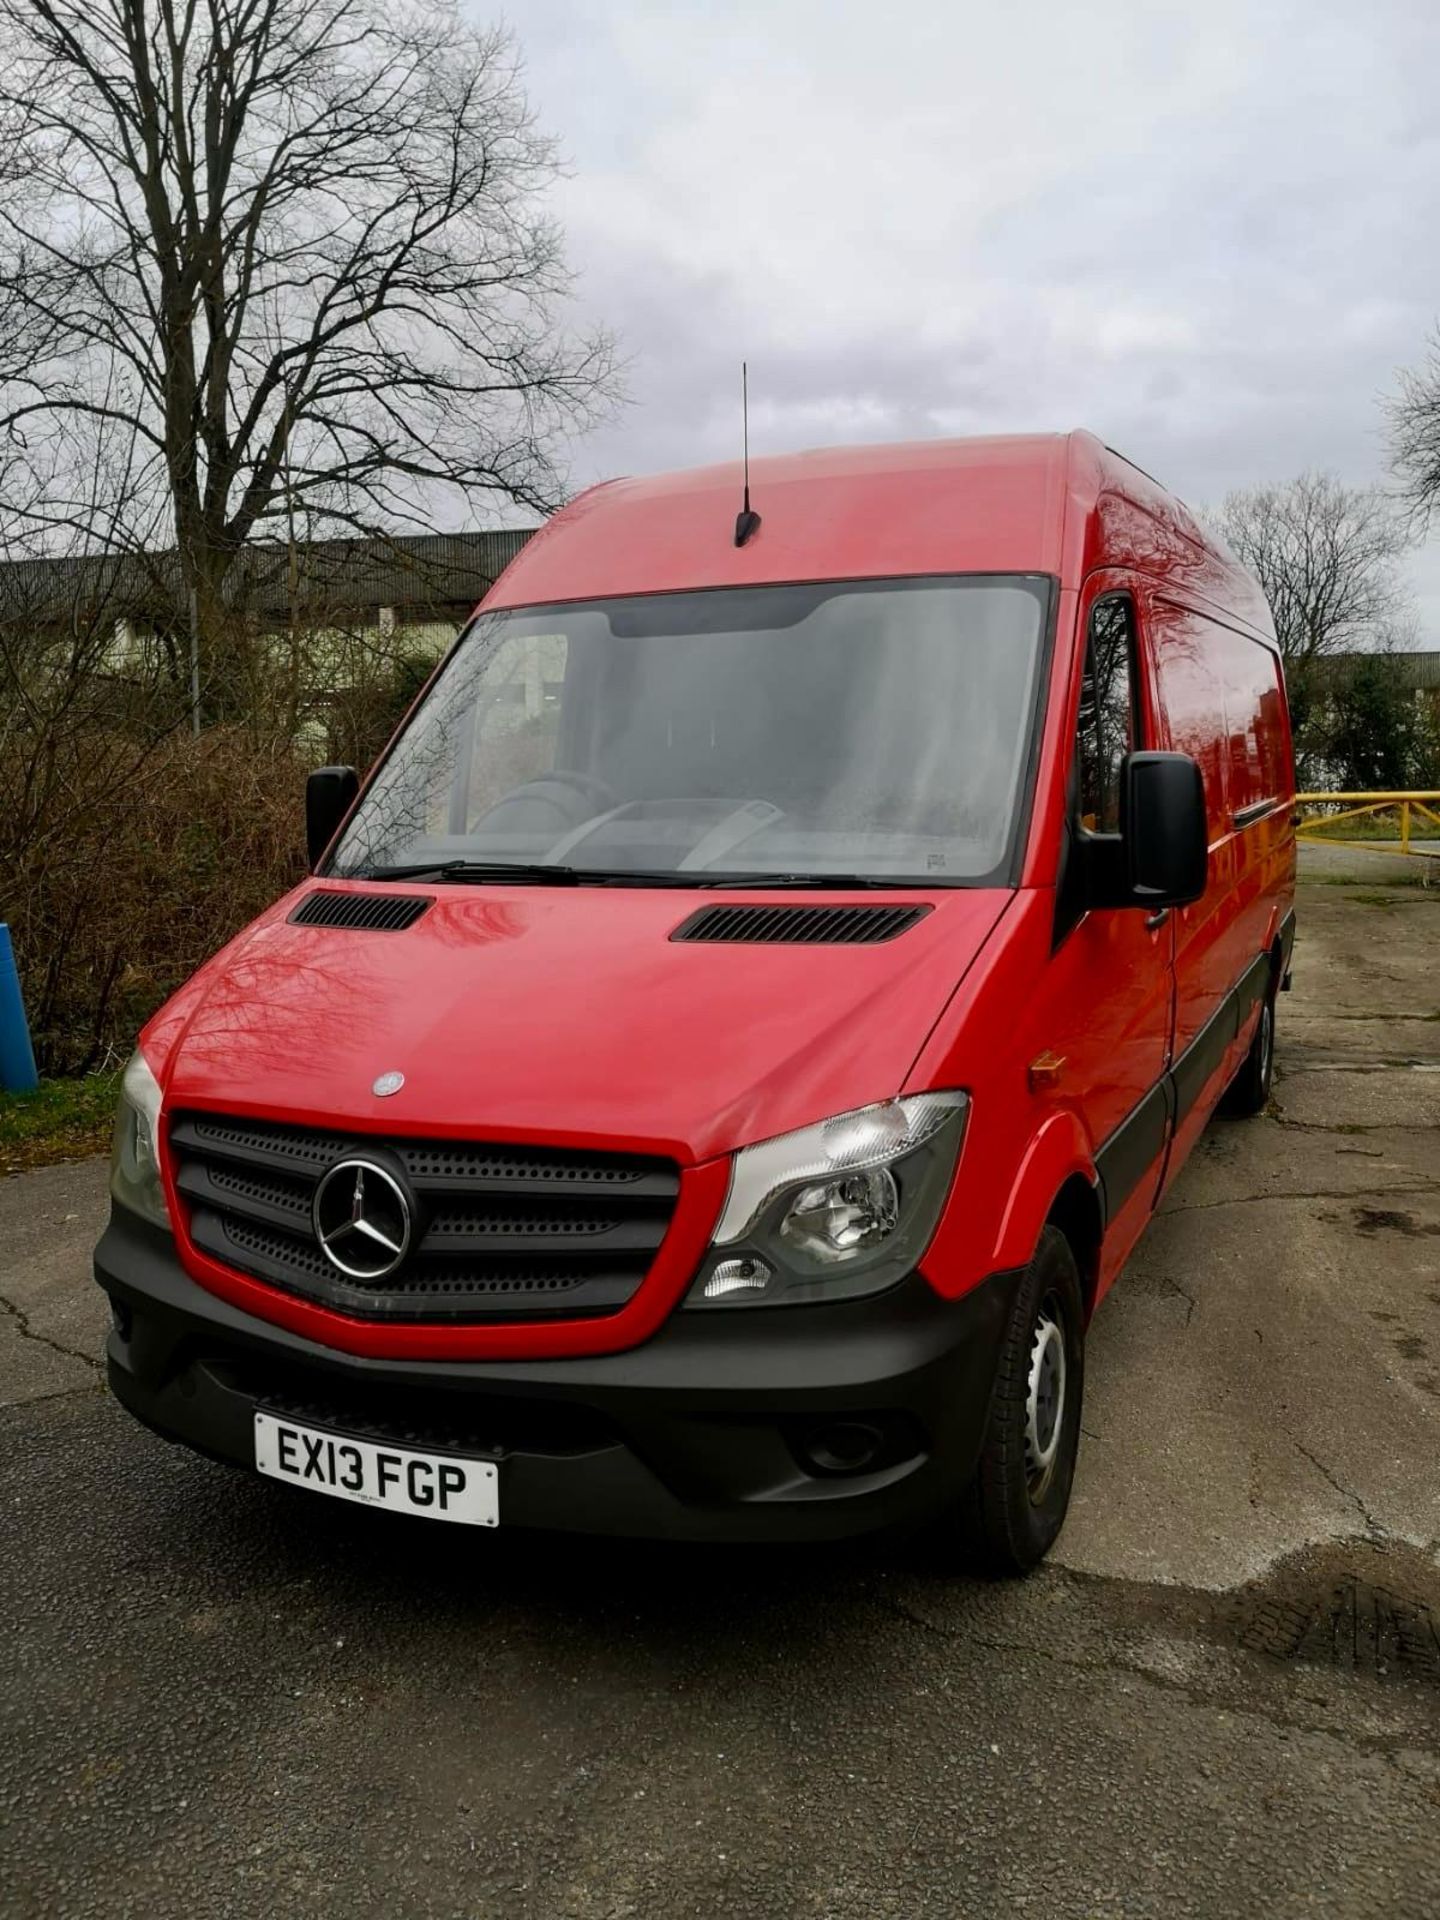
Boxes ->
[941,1227,1086,1576]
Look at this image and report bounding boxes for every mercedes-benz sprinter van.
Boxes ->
[97,431,1295,1573]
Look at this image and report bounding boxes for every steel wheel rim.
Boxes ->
[1024,1294,1067,1501]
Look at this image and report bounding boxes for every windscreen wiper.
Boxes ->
[354,861,697,887]
[349,861,932,890]
[357,860,586,885]
[699,872,933,889]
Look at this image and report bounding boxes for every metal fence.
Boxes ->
[1295,790,1440,870]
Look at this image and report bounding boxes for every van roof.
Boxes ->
[485,429,1273,641]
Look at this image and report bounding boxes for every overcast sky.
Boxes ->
[511,0,1440,636]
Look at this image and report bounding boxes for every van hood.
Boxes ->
[147,884,1010,1165]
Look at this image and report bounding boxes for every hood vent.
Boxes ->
[671,902,932,946]
[288,889,433,932]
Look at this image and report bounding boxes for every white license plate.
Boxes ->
[253,1412,498,1526]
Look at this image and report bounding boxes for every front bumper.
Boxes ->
[96,1208,1019,1544]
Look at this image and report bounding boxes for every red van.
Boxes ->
[98,432,1295,1573]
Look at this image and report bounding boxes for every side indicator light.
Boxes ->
[1027,1052,1067,1094]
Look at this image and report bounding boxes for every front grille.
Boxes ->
[170,1112,680,1324]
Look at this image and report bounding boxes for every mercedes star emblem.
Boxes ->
[312,1158,413,1281]
[372,1070,405,1097]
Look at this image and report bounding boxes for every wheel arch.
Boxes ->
[989,1110,1101,1315]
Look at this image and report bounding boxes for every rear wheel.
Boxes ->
[943,1226,1085,1576]
[1222,975,1276,1117]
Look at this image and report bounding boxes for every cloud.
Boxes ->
[514,0,1440,631]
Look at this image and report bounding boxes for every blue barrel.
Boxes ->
[0,924,39,1093]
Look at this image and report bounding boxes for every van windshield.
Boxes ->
[328,576,1049,887]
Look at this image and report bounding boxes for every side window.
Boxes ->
[1076,597,1141,835]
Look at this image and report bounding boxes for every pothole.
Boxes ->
[1231,1542,1440,1686]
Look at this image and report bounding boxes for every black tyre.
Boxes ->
[1222,975,1276,1117]
[948,1226,1085,1576]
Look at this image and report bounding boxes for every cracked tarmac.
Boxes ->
[2,868,1438,1918]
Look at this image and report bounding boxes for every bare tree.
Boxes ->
[1209,472,1412,667]
[1388,328,1440,522]
[0,0,612,689]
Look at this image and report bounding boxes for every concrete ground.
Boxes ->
[1296,837,1440,886]
[2,863,1438,1918]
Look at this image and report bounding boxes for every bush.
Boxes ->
[1,726,309,1074]
[0,583,458,1079]
[313,648,438,773]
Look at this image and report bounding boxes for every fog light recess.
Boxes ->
[802,1421,887,1476]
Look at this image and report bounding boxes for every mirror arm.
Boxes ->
[1078,832,1131,912]
[306,766,360,870]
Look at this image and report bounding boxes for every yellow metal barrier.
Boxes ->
[1295,791,1440,867]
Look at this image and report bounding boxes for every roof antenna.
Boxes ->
[734,361,761,547]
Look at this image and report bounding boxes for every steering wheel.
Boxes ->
[467,767,619,841]
[539,769,619,813]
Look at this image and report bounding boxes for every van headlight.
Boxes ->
[686,1093,968,1309]
[110,1050,171,1230]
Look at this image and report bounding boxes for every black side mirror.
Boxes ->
[306,766,359,869]
[1121,752,1208,908]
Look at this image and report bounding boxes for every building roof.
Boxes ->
[0,529,537,626]
[1318,650,1440,689]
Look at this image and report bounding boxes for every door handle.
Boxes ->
[1145,908,1170,931]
